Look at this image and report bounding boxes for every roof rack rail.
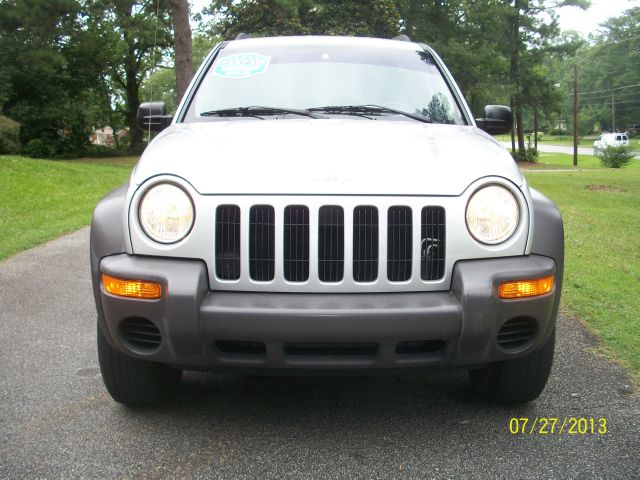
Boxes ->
[392,34,411,42]
[235,33,251,40]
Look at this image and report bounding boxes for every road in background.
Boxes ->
[500,141,640,159]
[1,229,638,478]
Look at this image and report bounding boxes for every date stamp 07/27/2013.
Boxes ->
[509,417,607,435]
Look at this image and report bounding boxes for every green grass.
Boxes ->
[528,152,640,170]
[0,155,136,260]
[525,156,640,376]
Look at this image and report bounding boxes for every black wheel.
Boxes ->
[468,329,555,404]
[97,324,182,406]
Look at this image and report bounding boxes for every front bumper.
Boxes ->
[96,254,558,373]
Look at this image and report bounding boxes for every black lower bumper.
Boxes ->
[96,254,559,372]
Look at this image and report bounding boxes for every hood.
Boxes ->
[133,119,522,196]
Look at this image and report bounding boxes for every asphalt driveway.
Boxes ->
[0,228,638,479]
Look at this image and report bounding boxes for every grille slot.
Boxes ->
[249,205,275,281]
[497,318,538,350]
[215,205,241,280]
[283,205,310,282]
[353,206,379,282]
[421,206,446,281]
[387,206,412,282]
[318,206,344,282]
[120,318,161,352]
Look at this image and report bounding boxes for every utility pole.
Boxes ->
[573,65,578,167]
[611,92,616,132]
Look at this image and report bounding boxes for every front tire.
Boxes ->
[97,324,182,406]
[468,329,555,404]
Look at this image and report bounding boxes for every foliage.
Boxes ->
[0,0,109,158]
[553,7,640,135]
[141,34,215,115]
[85,0,174,152]
[22,139,55,159]
[206,0,401,39]
[0,115,20,154]
[597,145,634,168]
[513,146,538,163]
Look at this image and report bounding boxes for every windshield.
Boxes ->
[184,42,466,125]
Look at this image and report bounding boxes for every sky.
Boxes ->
[556,0,635,36]
[190,0,636,37]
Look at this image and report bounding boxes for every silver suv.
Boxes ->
[91,35,563,405]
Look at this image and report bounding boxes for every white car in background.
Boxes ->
[593,132,630,155]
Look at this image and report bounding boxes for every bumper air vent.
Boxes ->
[215,205,241,280]
[497,317,538,350]
[120,318,161,352]
[215,340,266,355]
[283,342,379,356]
[396,340,446,355]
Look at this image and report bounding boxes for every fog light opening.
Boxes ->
[498,275,554,299]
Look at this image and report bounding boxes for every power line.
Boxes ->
[570,83,640,95]
[579,98,640,106]
[578,90,640,100]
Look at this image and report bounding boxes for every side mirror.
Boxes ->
[475,105,513,135]
[137,101,173,132]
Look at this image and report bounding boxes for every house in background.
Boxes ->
[90,127,128,146]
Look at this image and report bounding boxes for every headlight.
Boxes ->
[139,183,195,243]
[465,185,519,244]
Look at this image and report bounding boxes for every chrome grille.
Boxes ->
[387,206,412,282]
[318,206,344,282]
[215,205,241,280]
[353,206,379,282]
[421,206,446,281]
[283,205,310,282]
[249,205,275,281]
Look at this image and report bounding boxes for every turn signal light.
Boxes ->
[101,274,162,299]
[498,275,554,299]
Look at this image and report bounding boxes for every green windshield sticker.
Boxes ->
[212,53,271,79]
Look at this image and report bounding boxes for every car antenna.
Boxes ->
[393,34,411,42]
[235,33,251,40]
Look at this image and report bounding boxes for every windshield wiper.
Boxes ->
[308,105,432,123]
[200,106,325,119]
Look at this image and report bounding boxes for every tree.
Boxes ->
[0,0,110,157]
[206,0,400,39]
[170,0,193,102]
[573,7,640,132]
[396,0,510,116]
[86,0,173,152]
[500,0,588,154]
[141,33,215,114]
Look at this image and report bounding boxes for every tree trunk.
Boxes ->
[126,74,143,151]
[170,0,193,104]
[510,98,516,156]
[515,106,525,153]
[534,107,538,149]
